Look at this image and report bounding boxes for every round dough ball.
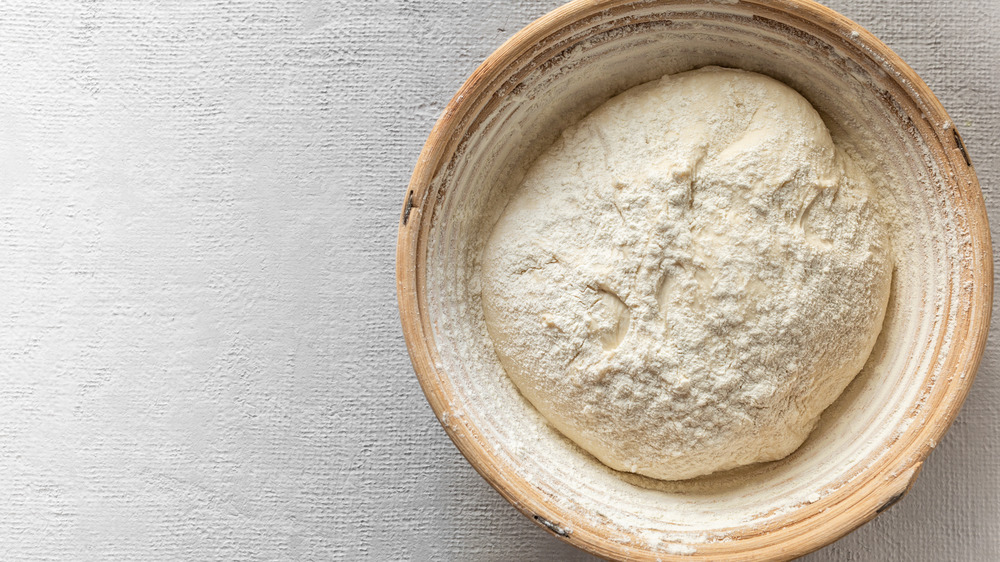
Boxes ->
[481,67,892,481]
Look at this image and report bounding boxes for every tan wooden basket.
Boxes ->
[396,1,992,560]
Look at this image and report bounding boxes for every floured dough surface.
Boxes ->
[480,67,892,481]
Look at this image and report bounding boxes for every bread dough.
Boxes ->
[480,67,892,480]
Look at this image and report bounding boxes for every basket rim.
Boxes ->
[395,1,993,560]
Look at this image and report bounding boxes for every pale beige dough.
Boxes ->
[481,67,892,480]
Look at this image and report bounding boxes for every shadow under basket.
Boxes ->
[396,1,992,560]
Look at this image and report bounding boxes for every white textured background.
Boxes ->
[0,1,995,560]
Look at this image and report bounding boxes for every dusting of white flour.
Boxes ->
[480,67,893,481]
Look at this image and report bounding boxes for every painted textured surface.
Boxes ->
[0,1,995,560]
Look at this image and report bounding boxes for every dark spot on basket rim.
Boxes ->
[953,128,971,167]
[402,190,415,225]
[533,515,571,537]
